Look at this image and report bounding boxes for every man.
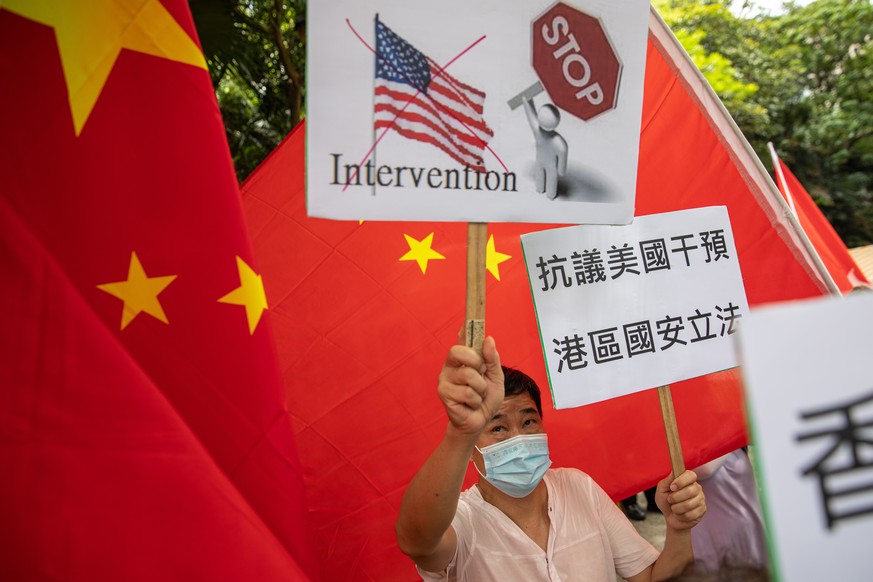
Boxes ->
[395,337,706,581]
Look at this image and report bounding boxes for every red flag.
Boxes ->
[0,1,316,579]
[240,10,833,582]
[770,146,870,292]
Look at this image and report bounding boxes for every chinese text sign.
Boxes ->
[307,0,649,224]
[740,293,873,582]
[521,206,749,409]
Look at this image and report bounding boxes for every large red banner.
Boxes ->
[0,1,317,579]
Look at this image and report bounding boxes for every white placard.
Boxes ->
[739,293,873,582]
[521,206,749,409]
[306,0,649,224]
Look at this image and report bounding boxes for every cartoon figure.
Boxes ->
[523,96,568,200]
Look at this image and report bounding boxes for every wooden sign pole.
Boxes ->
[465,222,488,354]
[657,384,686,478]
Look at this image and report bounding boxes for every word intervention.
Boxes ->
[551,301,744,372]
[329,153,518,192]
[534,229,731,291]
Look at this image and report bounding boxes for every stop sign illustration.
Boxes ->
[532,2,622,121]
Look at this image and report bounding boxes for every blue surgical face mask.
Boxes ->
[474,433,552,498]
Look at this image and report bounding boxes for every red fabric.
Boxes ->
[0,4,316,580]
[773,156,870,291]
[242,34,830,581]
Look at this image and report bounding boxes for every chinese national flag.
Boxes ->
[0,1,316,579]
[772,153,870,292]
[240,15,835,582]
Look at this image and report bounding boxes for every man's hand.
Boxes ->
[655,470,706,531]
[634,471,705,582]
[437,336,504,437]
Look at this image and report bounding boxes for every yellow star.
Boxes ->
[97,251,177,330]
[5,0,207,135]
[218,256,268,335]
[400,232,445,274]
[486,234,512,281]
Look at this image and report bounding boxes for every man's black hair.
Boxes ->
[501,366,543,418]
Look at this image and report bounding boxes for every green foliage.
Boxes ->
[190,0,306,181]
[654,0,771,137]
[656,0,873,246]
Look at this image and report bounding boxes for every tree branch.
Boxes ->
[270,0,302,123]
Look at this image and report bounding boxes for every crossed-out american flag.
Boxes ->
[374,17,493,171]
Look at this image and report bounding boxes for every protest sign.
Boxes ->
[521,206,749,409]
[740,293,873,582]
[306,0,649,224]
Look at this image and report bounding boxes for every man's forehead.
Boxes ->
[495,393,539,416]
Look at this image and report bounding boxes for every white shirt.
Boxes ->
[419,468,659,581]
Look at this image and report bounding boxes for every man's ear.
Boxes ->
[469,454,486,479]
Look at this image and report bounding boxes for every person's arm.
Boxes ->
[557,138,568,176]
[523,98,538,133]
[628,470,706,582]
[394,337,504,573]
